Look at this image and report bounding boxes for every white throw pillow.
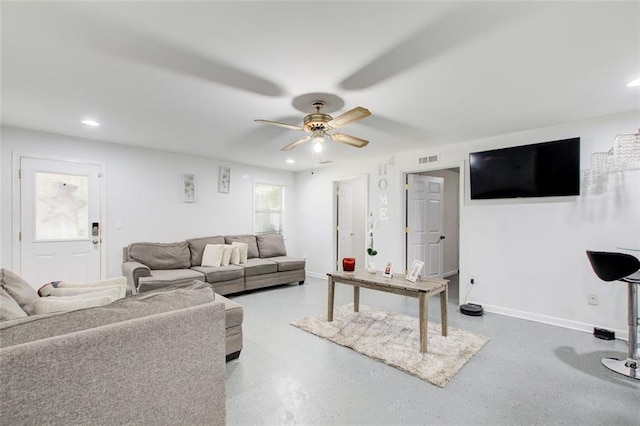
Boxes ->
[48,285,125,300]
[231,242,248,264]
[230,246,241,265]
[58,277,127,288]
[33,294,117,315]
[221,245,233,266]
[202,244,225,267]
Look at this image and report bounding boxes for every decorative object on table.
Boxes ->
[342,257,356,272]
[382,260,394,278]
[366,223,378,273]
[291,303,489,387]
[181,173,196,202]
[405,260,424,283]
[218,166,230,193]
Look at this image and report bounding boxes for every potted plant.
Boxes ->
[367,231,377,273]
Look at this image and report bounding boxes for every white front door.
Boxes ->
[406,174,445,278]
[20,157,104,287]
[337,180,355,262]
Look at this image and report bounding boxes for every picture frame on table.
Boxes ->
[181,173,196,203]
[405,260,424,283]
[219,166,231,193]
[382,260,394,278]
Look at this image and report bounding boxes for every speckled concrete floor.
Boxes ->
[225,275,639,425]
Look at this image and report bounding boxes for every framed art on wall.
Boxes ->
[219,166,230,193]
[181,173,196,202]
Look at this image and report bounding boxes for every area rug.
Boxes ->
[291,304,489,387]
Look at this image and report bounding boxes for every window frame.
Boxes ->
[253,181,285,234]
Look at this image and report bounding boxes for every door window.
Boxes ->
[34,172,89,240]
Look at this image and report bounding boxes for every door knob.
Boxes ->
[92,239,99,244]
[439,235,446,240]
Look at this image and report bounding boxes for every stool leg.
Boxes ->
[600,281,639,380]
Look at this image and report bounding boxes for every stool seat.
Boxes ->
[586,251,640,380]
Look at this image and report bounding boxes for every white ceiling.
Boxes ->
[2,1,639,171]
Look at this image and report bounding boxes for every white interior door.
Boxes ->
[337,181,355,261]
[20,157,103,287]
[406,174,445,278]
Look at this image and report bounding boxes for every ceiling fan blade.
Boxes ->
[281,136,311,151]
[329,133,369,148]
[255,119,305,131]
[327,107,371,129]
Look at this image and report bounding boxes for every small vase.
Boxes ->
[367,260,376,274]
[342,257,356,272]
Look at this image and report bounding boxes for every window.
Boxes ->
[254,182,284,233]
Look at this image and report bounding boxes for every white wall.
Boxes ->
[1,126,298,279]
[295,110,640,338]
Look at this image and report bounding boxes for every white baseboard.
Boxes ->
[476,302,630,341]
[443,269,459,278]
[306,271,325,280]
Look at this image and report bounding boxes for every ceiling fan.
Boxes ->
[254,101,371,152]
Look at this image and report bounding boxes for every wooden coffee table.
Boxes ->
[327,270,449,353]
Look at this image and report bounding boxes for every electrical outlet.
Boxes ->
[588,293,599,306]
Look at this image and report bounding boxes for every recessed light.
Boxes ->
[627,77,640,87]
[81,119,100,127]
[285,159,295,164]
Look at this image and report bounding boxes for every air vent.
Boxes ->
[418,154,439,164]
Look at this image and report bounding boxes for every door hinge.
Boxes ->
[405,183,409,190]
[336,225,339,231]
[18,231,22,241]
[18,169,22,179]
[405,227,410,233]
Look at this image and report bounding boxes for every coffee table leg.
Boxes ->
[327,276,335,322]
[354,286,360,312]
[440,285,448,337]
[419,292,428,353]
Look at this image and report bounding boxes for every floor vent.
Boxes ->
[418,154,439,164]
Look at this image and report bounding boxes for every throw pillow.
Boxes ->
[230,246,240,265]
[0,269,39,315]
[221,245,233,266]
[201,244,224,267]
[32,294,117,315]
[47,286,125,300]
[0,286,28,321]
[231,242,248,264]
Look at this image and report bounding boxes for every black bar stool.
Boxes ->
[586,250,640,380]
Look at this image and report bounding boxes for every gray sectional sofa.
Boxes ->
[122,233,305,295]
[0,279,226,425]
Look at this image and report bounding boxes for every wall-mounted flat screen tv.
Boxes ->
[469,137,580,200]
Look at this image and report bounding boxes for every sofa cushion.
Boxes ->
[224,235,259,259]
[256,233,287,258]
[0,280,214,348]
[242,258,278,276]
[214,294,243,328]
[265,256,306,272]
[202,244,225,267]
[138,269,205,293]
[221,245,233,266]
[187,236,225,266]
[0,269,39,315]
[0,286,28,321]
[128,242,191,270]
[231,242,248,264]
[191,265,244,283]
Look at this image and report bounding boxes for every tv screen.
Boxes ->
[469,137,580,199]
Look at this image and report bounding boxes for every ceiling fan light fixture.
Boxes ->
[313,142,324,153]
[312,130,324,143]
